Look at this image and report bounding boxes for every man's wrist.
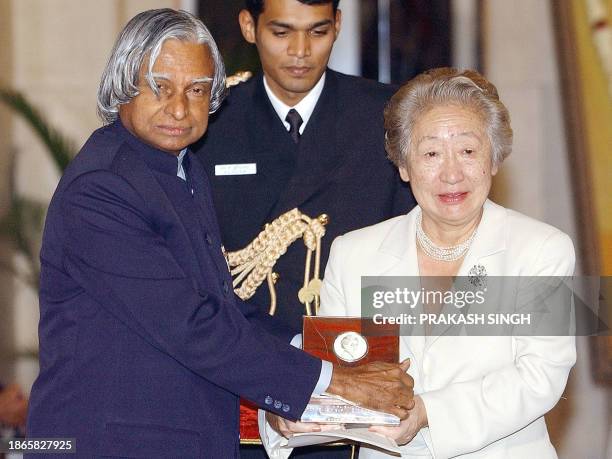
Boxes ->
[326,364,348,399]
[291,334,333,396]
[313,360,333,395]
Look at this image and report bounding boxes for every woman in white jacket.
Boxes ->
[263,67,575,458]
[318,68,575,458]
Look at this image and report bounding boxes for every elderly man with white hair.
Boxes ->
[26,9,415,458]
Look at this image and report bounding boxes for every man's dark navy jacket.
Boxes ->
[27,120,321,458]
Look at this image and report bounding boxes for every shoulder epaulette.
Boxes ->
[226,71,253,88]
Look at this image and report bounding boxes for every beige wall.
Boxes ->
[0,0,14,204]
[485,0,577,242]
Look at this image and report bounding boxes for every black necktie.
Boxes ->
[285,109,303,144]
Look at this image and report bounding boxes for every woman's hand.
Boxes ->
[266,412,343,438]
[369,396,428,445]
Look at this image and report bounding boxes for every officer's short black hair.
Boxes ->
[245,0,340,24]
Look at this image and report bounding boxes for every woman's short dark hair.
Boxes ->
[245,0,340,23]
[384,67,513,170]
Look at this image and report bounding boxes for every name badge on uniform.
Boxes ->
[215,163,257,176]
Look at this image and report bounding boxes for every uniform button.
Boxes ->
[223,281,230,294]
[265,396,273,405]
[205,233,213,245]
[274,400,282,409]
[282,404,290,413]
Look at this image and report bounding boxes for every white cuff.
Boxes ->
[291,334,333,396]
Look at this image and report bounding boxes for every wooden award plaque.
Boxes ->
[303,316,399,366]
[239,317,399,443]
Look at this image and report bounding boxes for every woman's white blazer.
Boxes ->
[319,200,576,459]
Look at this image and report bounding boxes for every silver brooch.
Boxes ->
[468,264,487,289]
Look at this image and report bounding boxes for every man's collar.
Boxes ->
[263,71,326,134]
[177,148,188,180]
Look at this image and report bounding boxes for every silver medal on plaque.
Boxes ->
[333,331,368,363]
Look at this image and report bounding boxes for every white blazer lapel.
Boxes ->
[458,200,508,277]
[376,209,427,372]
[378,208,420,277]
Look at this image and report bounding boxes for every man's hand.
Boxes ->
[265,412,344,438]
[326,359,415,419]
[0,384,28,429]
[369,395,428,445]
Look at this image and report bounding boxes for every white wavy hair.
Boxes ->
[97,8,226,124]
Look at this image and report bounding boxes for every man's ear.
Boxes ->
[239,9,257,44]
[399,166,410,183]
[333,9,342,40]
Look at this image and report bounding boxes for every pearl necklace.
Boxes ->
[416,210,478,262]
